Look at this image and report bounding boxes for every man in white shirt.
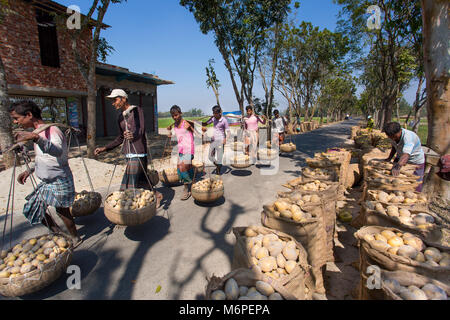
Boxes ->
[383,122,425,191]
[271,109,287,148]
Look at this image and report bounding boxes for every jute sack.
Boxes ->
[360,269,450,300]
[231,226,313,300]
[301,167,338,182]
[205,268,298,300]
[344,163,362,189]
[359,201,447,245]
[365,189,429,212]
[355,226,450,288]
[261,204,330,294]
[276,188,338,263]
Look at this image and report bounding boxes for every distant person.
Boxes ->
[295,114,301,132]
[167,105,195,200]
[94,89,163,207]
[244,105,266,161]
[271,109,287,148]
[202,105,230,175]
[367,115,374,131]
[9,100,80,245]
[383,122,425,192]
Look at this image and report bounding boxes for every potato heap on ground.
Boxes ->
[211,278,284,300]
[0,235,70,280]
[243,228,303,280]
[363,230,450,267]
[302,167,336,179]
[369,190,427,205]
[72,190,101,212]
[192,177,223,192]
[383,278,448,300]
[106,189,155,211]
[297,180,331,192]
[268,197,319,222]
[365,201,436,229]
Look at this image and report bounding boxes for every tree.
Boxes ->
[180,0,291,114]
[421,0,449,207]
[0,0,15,169]
[68,0,125,158]
[205,59,221,107]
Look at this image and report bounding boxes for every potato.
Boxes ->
[256,247,269,260]
[267,242,283,257]
[439,257,450,267]
[422,284,447,300]
[286,241,296,249]
[285,260,297,274]
[211,290,226,300]
[381,230,397,240]
[383,278,402,294]
[403,237,424,252]
[424,248,442,263]
[56,238,68,248]
[388,247,399,255]
[259,257,276,272]
[282,247,298,261]
[269,292,283,300]
[36,254,46,262]
[280,210,293,219]
[10,266,20,274]
[363,234,375,242]
[244,227,258,237]
[43,248,54,256]
[371,240,391,251]
[239,286,249,297]
[250,244,261,258]
[20,263,35,274]
[401,286,427,300]
[387,236,404,247]
[276,253,286,269]
[397,245,419,259]
[415,252,426,263]
[256,281,274,296]
[378,191,389,203]
[386,206,399,217]
[375,203,386,215]
[310,195,320,203]
[374,234,388,243]
[224,278,239,300]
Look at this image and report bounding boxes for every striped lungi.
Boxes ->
[177,153,194,184]
[121,157,151,191]
[23,173,75,225]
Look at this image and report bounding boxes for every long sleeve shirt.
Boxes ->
[104,105,148,156]
[29,125,72,182]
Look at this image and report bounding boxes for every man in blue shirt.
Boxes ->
[383,122,425,191]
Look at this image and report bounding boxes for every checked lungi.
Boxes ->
[23,173,75,225]
[177,153,195,184]
[121,156,151,191]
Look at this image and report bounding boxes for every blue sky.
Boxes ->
[58,0,417,113]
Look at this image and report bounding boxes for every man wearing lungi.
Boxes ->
[383,122,426,192]
[9,101,80,244]
[95,89,163,207]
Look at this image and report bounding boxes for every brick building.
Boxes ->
[0,0,173,138]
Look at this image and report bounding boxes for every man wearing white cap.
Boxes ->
[95,89,162,207]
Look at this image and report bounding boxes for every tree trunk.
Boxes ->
[0,56,14,169]
[421,0,450,209]
[86,64,97,158]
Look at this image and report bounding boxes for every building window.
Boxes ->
[35,9,60,68]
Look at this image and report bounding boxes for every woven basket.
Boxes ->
[192,161,205,173]
[70,191,102,217]
[0,233,73,297]
[104,194,157,226]
[231,161,252,169]
[192,186,224,203]
[280,144,295,153]
[158,169,180,185]
[258,150,278,161]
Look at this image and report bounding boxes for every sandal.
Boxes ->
[181,192,191,201]
[155,192,163,208]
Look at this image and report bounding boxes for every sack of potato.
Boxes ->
[362,269,449,300]
[231,226,314,300]
[261,201,330,294]
[158,167,180,185]
[70,190,102,217]
[364,171,421,192]
[301,167,338,182]
[104,189,156,226]
[366,159,416,176]
[206,268,297,300]
[358,201,447,245]
[366,190,428,210]
[0,233,73,297]
[355,226,450,286]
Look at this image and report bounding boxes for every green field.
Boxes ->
[158,117,213,129]
[399,119,428,145]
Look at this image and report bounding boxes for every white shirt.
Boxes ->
[273,117,285,133]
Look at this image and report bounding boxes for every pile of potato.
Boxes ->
[297,180,331,192]
[363,230,450,267]
[71,190,101,212]
[106,189,155,211]
[365,201,436,229]
[266,199,316,222]
[0,235,70,279]
[369,190,427,205]
[302,167,335,179]
[192,177,223,192]
[211,278,284,300]
[383,278,448,300]
[243,228,303,280]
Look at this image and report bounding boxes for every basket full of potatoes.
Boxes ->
[280,142,296,153]
[0,233,73,297]
[70,190,102,217]
[191,177,224,203]
[231,154,252,168]
[158,168,180,185]
[257,148,278,161]
[104,188,156,226]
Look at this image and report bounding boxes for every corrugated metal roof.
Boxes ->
[96,63,175,86]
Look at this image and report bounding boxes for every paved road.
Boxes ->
[0,119,359,300]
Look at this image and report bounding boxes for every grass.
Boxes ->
[398,119,428,145]
[158,117,212,129]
